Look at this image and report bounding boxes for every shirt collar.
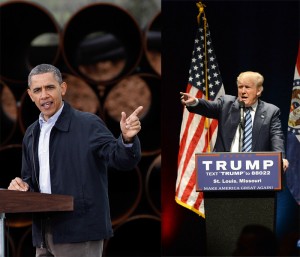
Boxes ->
[249,101,258,112]
[39,103,64,127]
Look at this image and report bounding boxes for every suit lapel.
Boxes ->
[252,100,266,150]
[225,100,240,150]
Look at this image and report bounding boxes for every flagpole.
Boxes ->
[197,1,211,152]
[176,0,225,218]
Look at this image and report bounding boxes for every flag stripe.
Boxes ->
[175,8,225,217]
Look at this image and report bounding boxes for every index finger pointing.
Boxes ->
[132,106,143,117]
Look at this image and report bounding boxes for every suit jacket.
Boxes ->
[187,95,286,158]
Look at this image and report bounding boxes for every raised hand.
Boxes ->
[120,106,143,142]
[180,92,197,106]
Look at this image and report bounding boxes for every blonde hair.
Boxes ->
[237,71,264,95]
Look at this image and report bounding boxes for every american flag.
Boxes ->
[286,42,300,205]
[175,3,225,217]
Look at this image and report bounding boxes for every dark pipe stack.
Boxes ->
[0,1,161,256]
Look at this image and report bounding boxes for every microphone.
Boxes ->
[239,100,245,129]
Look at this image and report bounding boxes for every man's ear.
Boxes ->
[257,86,263,97]
[61,82,67,96]
[27,88,34,102]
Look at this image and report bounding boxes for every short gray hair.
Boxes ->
[28,64,63,87]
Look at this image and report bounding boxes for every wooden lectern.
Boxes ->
[0,189,73,257]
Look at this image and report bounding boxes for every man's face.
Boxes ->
[237,76,262,107]
[27,72,67,121]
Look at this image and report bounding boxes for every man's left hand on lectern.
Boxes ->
[8,177,29,191]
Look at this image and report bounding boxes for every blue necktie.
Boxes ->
[242,108,252,152]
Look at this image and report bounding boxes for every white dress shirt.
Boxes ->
[230,101,257,152]
[38,104,64,193]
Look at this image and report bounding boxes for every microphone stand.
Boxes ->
[238,101,245,152]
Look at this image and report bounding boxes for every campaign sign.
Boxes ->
[196,152,282,191]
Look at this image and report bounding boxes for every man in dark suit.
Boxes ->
[180,71,289,171]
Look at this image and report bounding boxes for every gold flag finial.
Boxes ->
[196,1,210,152]
[196,1,206,24]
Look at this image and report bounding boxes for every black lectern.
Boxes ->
[196,152,282,256]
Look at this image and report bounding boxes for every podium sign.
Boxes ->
[196,152,282,191]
